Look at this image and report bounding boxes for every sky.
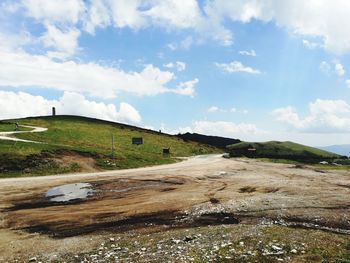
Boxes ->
[1,0,350,147]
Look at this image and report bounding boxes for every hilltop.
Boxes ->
[227,141,345,163]
[0,115,220,178]
[176,132,240,149]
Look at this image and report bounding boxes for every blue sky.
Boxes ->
[1,0,350,146]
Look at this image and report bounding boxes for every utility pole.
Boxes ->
[111,134,115,160]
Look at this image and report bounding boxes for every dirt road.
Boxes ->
[0,155,349,260]
[0,125,47,143]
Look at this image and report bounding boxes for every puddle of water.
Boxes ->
[46,183,95,202]
[45,182,162,202]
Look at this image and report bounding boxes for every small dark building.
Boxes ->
[163,148,170,157]
[52,107,56,116]
[132,137,143,145]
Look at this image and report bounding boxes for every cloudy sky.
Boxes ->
[1,0,350,146]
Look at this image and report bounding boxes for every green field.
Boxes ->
[227,141,343,163]
[0,122,32,132]
[0,116,220,178]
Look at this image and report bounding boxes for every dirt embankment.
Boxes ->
[0,150,102,175]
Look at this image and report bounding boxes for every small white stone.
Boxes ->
[272,245,282,251]
[172,239,181,244]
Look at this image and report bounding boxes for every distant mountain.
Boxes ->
[319,145,350,157]
[176,132,241,149]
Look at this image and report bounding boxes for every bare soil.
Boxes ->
[0,155,349,261]
[53,151,102,173]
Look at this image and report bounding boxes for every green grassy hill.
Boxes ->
[227,141,343,163]
[0,116,220,178]
[0,121,31,132]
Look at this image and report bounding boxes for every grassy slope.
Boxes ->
[227,141,341,162]
[0,116,220,177]
[0,122,32,132]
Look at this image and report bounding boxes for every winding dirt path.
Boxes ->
[0,125,47,143]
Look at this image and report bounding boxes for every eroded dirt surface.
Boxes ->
[0,155,350,261]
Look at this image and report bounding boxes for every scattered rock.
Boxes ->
[184,236,195,242]
[272,245,282,251]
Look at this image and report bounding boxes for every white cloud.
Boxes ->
[83,0,111,34]
[335,63,345,76]
[13,0,350,54]
[108,0,146,29]
[320,61,331,74]
[273,99,350,133]
[273,106,303,129]
[215,61,261,74]
[167,43,177,51]
[192,121,261,138]
[160,120,263,140]
[174,78,198,97]
[167,37,194,51]
[302,39,322,49]
[207,106,221,113]
[1,1,21,13]
[180,36,194,50]
[346,79,350,88]
[84,0,202,33]
[163,61,186,71]
[22,0,85,24]
[0,91,141,124]
[20,0,85,58]
[86,0,203,33]
[0,49,197,98]
[239,49,256,56]
[204,0,350,54]
[20,0,232,48]
[320,61,346,76]
[0,31,35,51]
[143,0,201,29]
[207,106,247,114]
[41,24,80,58]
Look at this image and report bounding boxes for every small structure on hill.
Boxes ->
[132,137,143,145]
[247,147,256,153]
[163,147,171,157]
[52,107,56,116]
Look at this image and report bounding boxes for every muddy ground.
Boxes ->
[0,155,349,262]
